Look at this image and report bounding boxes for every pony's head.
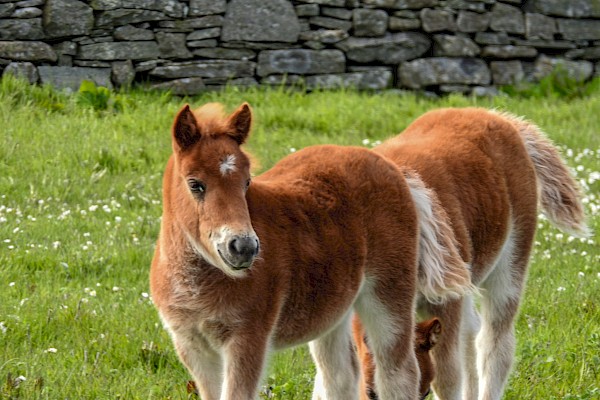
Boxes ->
[170,102,259,278]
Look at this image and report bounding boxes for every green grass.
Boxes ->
[0,76,598,399]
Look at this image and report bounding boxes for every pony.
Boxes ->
[353,317,442,400]
[365,107,589,400]
[149,102,472,400]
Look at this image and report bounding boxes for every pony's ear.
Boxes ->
[416,318,442,350]
[227,102,252,144]
[172,104,200,152]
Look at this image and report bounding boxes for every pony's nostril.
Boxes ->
[228,236,259,259]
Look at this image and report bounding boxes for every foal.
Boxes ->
[150,103,471,399]
[372,108,589,400]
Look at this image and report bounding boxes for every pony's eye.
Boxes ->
[188,179,206,194]
[245,179,251,190]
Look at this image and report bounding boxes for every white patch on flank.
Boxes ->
[220,154,237,176]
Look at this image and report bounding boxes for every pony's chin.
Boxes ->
[217,249,253,277]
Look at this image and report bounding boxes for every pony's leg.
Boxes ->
[355,289,419,400]
[476,238,529,400]
[172,330,223,400]
[309,313,360,400]
[460,295,481,400]
[424,299,463,400]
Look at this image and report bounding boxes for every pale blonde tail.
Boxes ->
[404,170,476,304]
[505,114,590,237]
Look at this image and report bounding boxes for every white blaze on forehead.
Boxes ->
[219,154,237,176]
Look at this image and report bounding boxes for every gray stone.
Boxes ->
[524,0,600,18]
[579,46,600,60]
[53,41,77,56]
[389,17,421,31]
[187,39,219,48]
[525,13,556,40]
[490,3,524,34]
[398,57,490,88]
[3,62,39,83]
[471,86,499,97]
[111,59,135,87]
[443,0,486,13]
[439,84,470,93]
[0,18,44,40]
[558,19,600,41]
[38,66,112,92]
[533,55,594,81]
[353,9,388,37]
[309,16,353,31]
[78,41,160,60]
[323,7,352,20]
[481,45,537,59]
[17,0,44,6]
[189,0,226,16]
[73,60,112,67]
[114,25,155,41]
[159,16,223,31]
[11,7,42,18]
[295,0,345,6]
[433,34,480,57]
[156,32,193,59]
[474,32,510,45]
[299,29,349,44]
[221,0,300,43]
[150,77,206,95]
[43,0,93,38]
[421,9,456,32]
[304,68,393,90]
[96,9,169,27]
[304,41,326,50]
[90,0,184,18]
[150,60,256,79]
[363,0,438,8]
[296,4,319,17]
[257,49,345,76]
[491,60,524,85]
[0,40,56,61]
[222,41,296,50]
[336,32,430,63]
[0,3,15,17]
[193,47,256,60]
[187,28,221,41]
[456,11,490,33]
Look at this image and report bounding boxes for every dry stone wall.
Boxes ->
[1,0,600,95]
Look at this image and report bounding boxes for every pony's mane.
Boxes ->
[192,102,229,136]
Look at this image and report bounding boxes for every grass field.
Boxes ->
[0,77,598,399]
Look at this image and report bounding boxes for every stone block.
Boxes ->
[189,0,226,16]
[111,59,135,87]
[3,61,39,83]
[43,0,93,38]
[78,41,160,61]
[310,16,353,31]
[193,48,256,60]
[12,7,42,18]
[389,17,420,31]
[433,34,480,57]
[156,32,192,59]
[296,4,320,17]
[114,25,155,41]
[533,55,594,81]
[150,60,256,79]
[150,77,206,95]
[323,7,352,20]
[481,45,537,59]
[159,16,223,31]
[456,11,490,33]
[491,60,524,85]
[90,0,183,18]
[353,9,388,37]
[474,32,510,45]
[38,66,112,92]
[257,49,345,76]
[398,57,490,88]
[490,3,524,34]
[558,19,600,41]
[304,68,393,90]
[336,32,430,63]
[0,18,44,40]
[222,0,300,42]
[525,13,556,40]
[299,29,349,44]
[421,9,456,32]
[0,40,56,61]
[187,28,221,41]
[0,3,16,18]
[524,0,600,18]
[96,9,169,27]
[295,0,345,6]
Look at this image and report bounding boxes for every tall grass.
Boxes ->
[0,76,598,399]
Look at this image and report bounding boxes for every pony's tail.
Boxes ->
[404,170,476,304]
[504,114,590,237]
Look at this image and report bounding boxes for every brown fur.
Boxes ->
[150,103,471,400]
[372,107,589,400]
[353,317,441,400]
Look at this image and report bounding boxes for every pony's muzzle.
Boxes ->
[226,234,260,270]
